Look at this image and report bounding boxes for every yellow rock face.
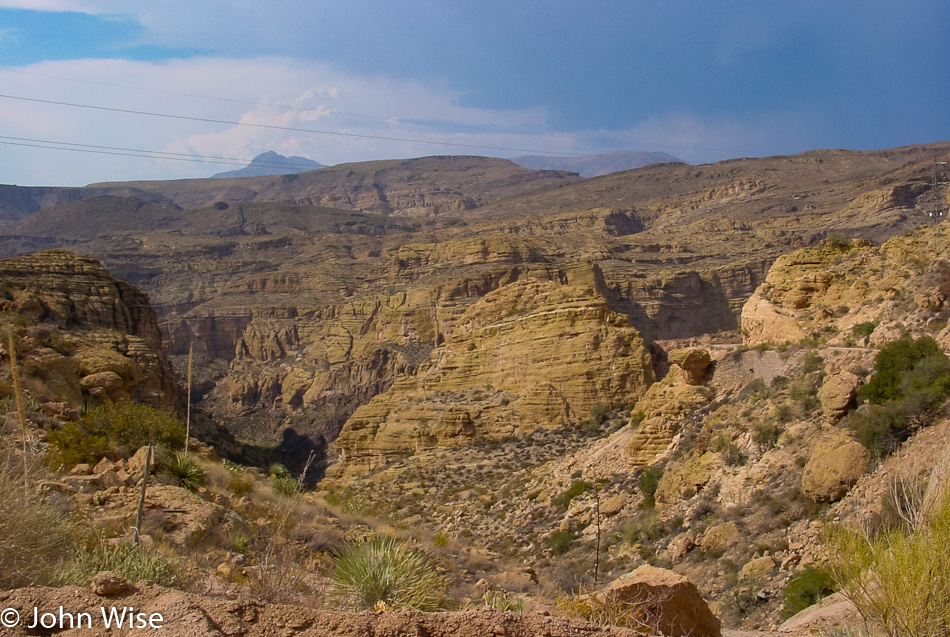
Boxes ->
[626,363,714,467]
[332,279,654,468]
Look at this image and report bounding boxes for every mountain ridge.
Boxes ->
[512,149,682,177]
[210,150,324,179]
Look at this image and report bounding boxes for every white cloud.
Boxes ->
[0,57,560,185]
[0,55,822,186]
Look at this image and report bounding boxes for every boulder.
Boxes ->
[599,493,627,517]
[699,522,739,556]
[740,293,806,346]
[802,434,871,503]
[738,556,775,582]
[669,348,711,385]
[603,565,721,637]
[91,571,132,596]
[819,371,860,419]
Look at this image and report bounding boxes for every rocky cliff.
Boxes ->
[0,144,945,452]
[332,277,654,470]
[0,249,177,409]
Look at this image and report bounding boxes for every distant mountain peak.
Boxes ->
[211,151,324,179]
[512,150,682,178]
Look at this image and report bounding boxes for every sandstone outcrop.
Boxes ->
[0,250,176,408]
[333,278,654,468]
[626,363,713,467]
[740,222,950,348]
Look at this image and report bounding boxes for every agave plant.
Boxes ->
[329,536,447,611]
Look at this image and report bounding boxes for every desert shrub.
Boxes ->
[545,530,577,556]
[713,434,745,466]
[825,493,950,636]
[848,336,950,455]
[858,336,950,405]
[615,510,681,546]
[589,403,609,424]
[481,590,525,613]
[637,467,663,507]
[329,537,447,611]
[851,322,877,340]
[553,480,593,510]
[753,421,783,449]
[164,452,206,491]
[0,469,74,588]
[227,474,255,495]
[269,463,292,479]
[46,420,110,468]
[272,475,302,496]
[780,566,835,620]
[59,539,178,587]
[47,399,184,467]
[745,378,769,401]
[825,232,851,249]
[803,351,825,374]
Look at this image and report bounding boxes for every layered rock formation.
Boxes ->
[740,223,950,349]
[626,349,713,467]
[0,250,176,409]
[0,144,945,454]
[333,278,654,468]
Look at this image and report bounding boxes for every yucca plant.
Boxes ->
[165,452,206,491]
[329,536,447,611]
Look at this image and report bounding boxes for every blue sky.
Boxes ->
[0,1,948,185]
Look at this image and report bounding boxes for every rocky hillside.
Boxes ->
[512,150,681,177]
[324,220,950,629]
[0,249,176,411]
[0,156,580,219]
[0,143,945,464]
[2,143,950,633]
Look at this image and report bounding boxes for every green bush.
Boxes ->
[227,474,255,495]
[851,322,877,340]
[58,539,178,588]
[753,421,783,449]
[272,475,302,496]
[713,434,745,466]
[329,537,447,611]
[781,566,835,619]
[637,467,663,507]
[165,452,206,491]
[589,403,609,424]
[545,530,576,555]
[858,336,950,405]
[553,480,593,510]
[615,510,682,546]
[825,232,851,249]
[848,336,950,455]
[269,463,292,479]
[803,351,825,374]
[47,399,185,468]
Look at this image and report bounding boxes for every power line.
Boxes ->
[0,135,322,170]
[0,91,589,157]
[0,139,277,167]
[0,66,542,136]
